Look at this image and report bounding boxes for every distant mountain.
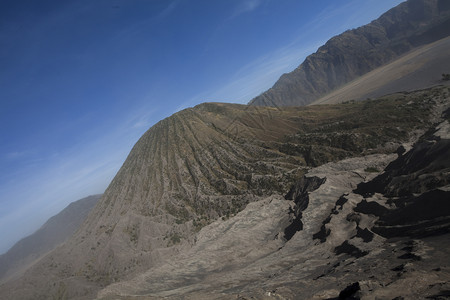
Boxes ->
[0,194,101,284]
[311,36,450,105]
[249,0,450,107]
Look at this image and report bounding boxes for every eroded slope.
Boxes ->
[100,91,450,300]
[0,87,448,299]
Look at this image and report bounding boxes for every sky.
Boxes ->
[0,0,404,254]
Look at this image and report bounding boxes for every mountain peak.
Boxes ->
[249,0,450,107]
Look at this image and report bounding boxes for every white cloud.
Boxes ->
[230,0,264,19]
[155,0,179,21]
[200,0,404,105]
[217,42,321,103]
[180,36,322,107]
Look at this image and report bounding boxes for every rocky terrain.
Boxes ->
[0,85,448,299]
[249,0,450,107]
[0,194,101,284]
[98,90,450,299]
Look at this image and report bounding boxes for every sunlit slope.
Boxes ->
[100,89,450,300]
[312,36,450,105]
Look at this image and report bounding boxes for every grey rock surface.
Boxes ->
[97,147,450,299]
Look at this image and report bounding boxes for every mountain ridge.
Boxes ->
[311,36,450,105]
[249,0,450,107]
[0,194,101,284]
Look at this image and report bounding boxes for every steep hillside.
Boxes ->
[100,92,450,299]
[99,136,450,299]
[312,36,450,105]
[0,194,100,284]
[249,0,450,107]
[100,90,450,299]
[0,86,447,299]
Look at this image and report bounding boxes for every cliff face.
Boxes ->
[1,86,447,300]
[249,0,450,107]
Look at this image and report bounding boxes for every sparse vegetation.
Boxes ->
[123,224,139,245]
[442,73,450,81]
[193,215,211,232]
[163,231,182,246]
[364,167,380,173]
[51,282,67,300]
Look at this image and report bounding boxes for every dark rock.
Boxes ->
[354,200,390,217]
[284,216,304,241]
[379,190,450,225]
[338,282,361,300]
[336,195,349,210]
[285,176,326,207]
[346,213,362,225]
[313,215,332,243]
[354,136,450,239]
[396,145,406,156]
[391,264,405,272]
[425,290,450,299]
[373,190,450,238]
[284,176,326,241]
[443,107,450,121]
[354,227,374,243]
[335,241,368,258]
[313,195,350,242]
[355,139,450,198]
[401,245,414,252]
[398,253,421,261]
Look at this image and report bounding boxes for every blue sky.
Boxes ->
[0,0,404,254]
